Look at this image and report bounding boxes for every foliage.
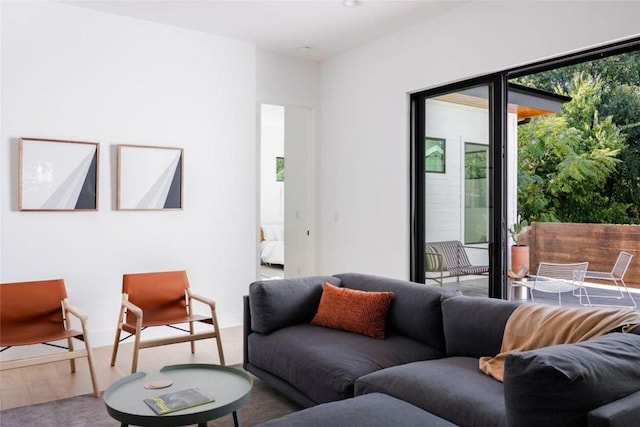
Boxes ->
[512,51,640,224]
[508,217,529,246]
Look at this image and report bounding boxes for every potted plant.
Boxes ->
[509,217,530,278]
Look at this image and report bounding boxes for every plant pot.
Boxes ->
[511,245,530,275]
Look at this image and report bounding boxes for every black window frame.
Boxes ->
[410,36,640,299]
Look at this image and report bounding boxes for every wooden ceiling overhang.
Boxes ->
[434,83,572,120]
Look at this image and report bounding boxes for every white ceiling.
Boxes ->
[62,1,470,61]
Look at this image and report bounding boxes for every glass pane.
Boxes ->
[425,137,446,173]
[464,143,489,244]
[424,85,491,295]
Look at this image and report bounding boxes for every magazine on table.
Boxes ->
[144,388,214,415]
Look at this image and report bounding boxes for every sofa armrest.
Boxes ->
[504,333,640,427]
[248,276,340,334]
[588,390,640,427]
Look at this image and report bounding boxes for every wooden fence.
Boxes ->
[522,222,640,289]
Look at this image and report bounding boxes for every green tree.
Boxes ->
[517,73,632,223]
[514,51,640,223]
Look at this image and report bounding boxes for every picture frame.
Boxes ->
[19,137,99,211]
[276,156,285,182]
[117,144,183,211]
[425,137,446,173]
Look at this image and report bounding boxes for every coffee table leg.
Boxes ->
[233,410,242,427]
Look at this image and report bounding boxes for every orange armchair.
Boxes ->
[110,270,225,373]
[0,279,99,397]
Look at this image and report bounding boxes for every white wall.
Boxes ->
[256,50,320,108]
[1,1,256,348]
[260,104,285,225]
[319,1,640,279]
[255,50,321,274]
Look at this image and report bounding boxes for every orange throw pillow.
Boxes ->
[311,283,393,339]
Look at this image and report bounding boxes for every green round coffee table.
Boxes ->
[104,364,253,427]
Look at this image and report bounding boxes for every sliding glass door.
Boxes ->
[411,38,640,300]
[411,77,507,298]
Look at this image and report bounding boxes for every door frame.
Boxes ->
[410,36,640,299]
[257,102,316,279]
[410,73,507,299]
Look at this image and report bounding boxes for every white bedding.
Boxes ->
[260,240,284,265]
[260,224,284,265]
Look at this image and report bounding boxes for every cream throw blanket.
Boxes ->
[479,304,640,382]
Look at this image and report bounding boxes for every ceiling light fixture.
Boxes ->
[342,0,362,8]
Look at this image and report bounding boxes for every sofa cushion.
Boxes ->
[442,296,520,357]
[247,324,445,404]
[255,393,458,427]
[249,276,340,334]
[334,273,459,349]
[355,357,507,427]
[504,333,640,427]
[425,246,445,272]
[311,283,393,339]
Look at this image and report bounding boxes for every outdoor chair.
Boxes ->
[584,251,636,308]
[110,270,225,373]
[530,262,590,306]
[424,240,489,286]
[0,279,99,396]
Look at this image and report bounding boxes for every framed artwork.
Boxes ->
[425,137,446,173]
[19,137,99,211]
[276,156,285,182]
[117,144,183,210]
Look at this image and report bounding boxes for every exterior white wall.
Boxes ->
[425,100,488,242]
[319,1,640,279]
[424,99,523,269]
[1,1,256,348]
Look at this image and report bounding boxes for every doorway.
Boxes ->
[415,84,497,296]
[411,77,507,298]
[259,103,313,279]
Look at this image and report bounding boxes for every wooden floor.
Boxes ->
[0,325,243,411]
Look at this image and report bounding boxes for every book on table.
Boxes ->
[144,388,214,415]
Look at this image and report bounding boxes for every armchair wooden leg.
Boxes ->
[131,333,141,374]
[67,336,77,373]
[131,318,143,373]
[212,313,225,366]
[111,326,122,367]
[65,311,77,373]
[111,304,127,367]
[189,321,196,354]
[81,327,100,397]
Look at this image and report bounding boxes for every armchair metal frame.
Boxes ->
[530,262,590,306]
[424,240,489,286]
[110,270,225,373]
[583,251,636,308]
[0,279,99,397]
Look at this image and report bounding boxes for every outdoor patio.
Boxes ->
[439,277,640,312]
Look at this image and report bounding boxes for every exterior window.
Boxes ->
[276,156,285,182]
[464,143,489,244]
[425,137,445,173]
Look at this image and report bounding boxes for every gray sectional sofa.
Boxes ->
[243,273,640,427]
